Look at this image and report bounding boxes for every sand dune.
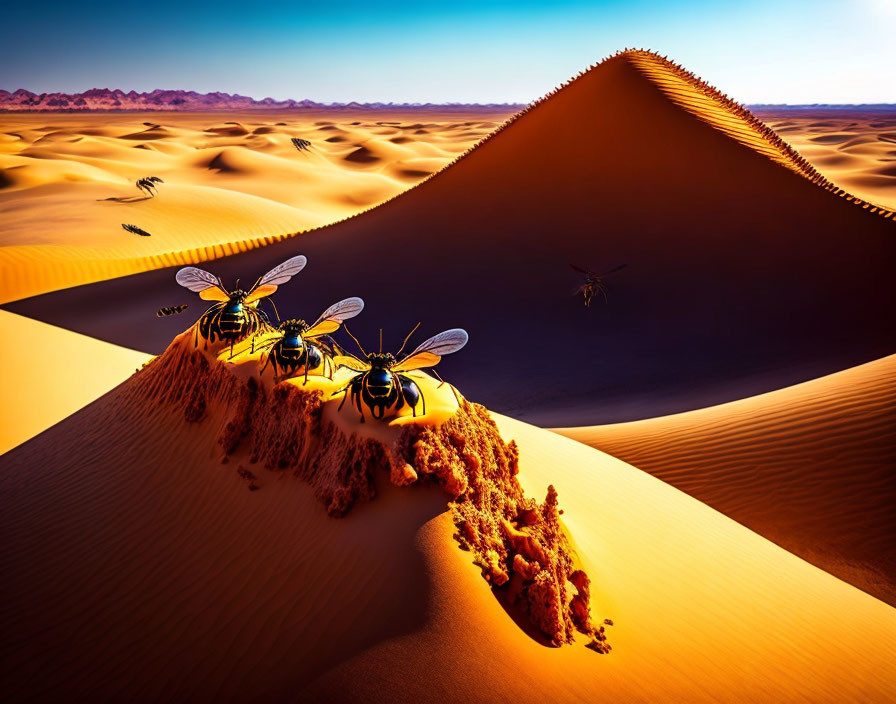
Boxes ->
[555,354,896,605]
[9,51,894,426]
[0,111,504,302]
[0,310,150,455]
[1,355,893,702]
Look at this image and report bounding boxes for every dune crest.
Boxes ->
[131,327,608,647]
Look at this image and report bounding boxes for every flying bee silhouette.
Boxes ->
[570,263,627,307]
[175,255,307,354]
[156,304,188,317]
[333,327,468,422]
[135,176,163,197]
[253,297,365,383]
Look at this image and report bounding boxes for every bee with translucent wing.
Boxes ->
[332,327,468,422]
[175,255,307,354]
[253,297,365,383]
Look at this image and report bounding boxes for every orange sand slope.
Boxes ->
[0,310,150,455]
[12,51,894,424]
[1,372,894,702]
[0,112,503,303]
[555,355,896,606]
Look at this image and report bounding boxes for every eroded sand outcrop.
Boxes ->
[131,330,609,649]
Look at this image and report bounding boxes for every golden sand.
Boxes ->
[555,354,896,605]
[0,111,504,303]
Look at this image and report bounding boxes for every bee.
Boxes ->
[254,297,365,382]
[122,223,152,237]
[291,137,312,152]
[333,327,468,422]
[136,176,163,197]
[570,263,626,307]
[156,304,188,317]
[175,255,307,353]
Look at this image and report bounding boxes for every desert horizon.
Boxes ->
[2,8,895,701]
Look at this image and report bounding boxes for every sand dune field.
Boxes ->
[8,51,894,427]
[1,49,894,703]
[0,112,504,302]
[2,105,895,305]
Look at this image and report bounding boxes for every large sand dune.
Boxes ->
[8,51,895,425]
[1,358,894,702]
[556,354,896,605]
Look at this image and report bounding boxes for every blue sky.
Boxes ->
[3,1,894,103]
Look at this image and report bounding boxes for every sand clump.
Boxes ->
[130,329,608,648]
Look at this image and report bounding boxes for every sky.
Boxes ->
[2,0,894,104]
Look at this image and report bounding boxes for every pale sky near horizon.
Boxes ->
[2,1,894,104]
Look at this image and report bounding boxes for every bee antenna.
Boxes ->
[267,296,281,325]
[343,323,367,357]
[235,279,240,291]
[396,322,421,358]
[379,328,383,354]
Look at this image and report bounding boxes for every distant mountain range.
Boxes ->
[0,88,525,112]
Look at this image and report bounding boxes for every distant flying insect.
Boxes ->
[122,223,152,237]
[135,176,163,197]
[254,297,365,382]
[570,263,627,308]
[333,327,468,421]
[291,137,312,152]
[157,304,188,317]
[175,255,307,353]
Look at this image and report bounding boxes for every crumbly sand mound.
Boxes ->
[130,329,608,648]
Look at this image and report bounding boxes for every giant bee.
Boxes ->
[333,327,468,422]
[175,255,307,353]
[254,297,365,382]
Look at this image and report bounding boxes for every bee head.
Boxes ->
[229,289,248,303]
[279,319,308,334]
[367,352,395,369]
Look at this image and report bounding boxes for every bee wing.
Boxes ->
[393,328,468,372]
[333,354,369,372]
[304,297,365,338]
[599,263,627,276]
[149,176,163,183]
[175,266,229,301]
[245,255,307,303]
[570,264,594,276]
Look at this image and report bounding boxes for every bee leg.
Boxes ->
[335,386,350,411]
